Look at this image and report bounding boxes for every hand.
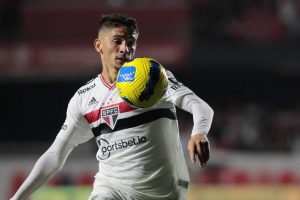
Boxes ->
[187,134,210,168]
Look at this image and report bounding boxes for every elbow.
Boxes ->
[54,162,64,173]
[208,105,214,119]
[41,152,66,176]
[45,159,65,178]
[53,155,68,173]
[202,101,214,120]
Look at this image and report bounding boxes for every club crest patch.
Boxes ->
[101,105,119,129]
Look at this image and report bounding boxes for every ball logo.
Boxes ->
[96,136,147,160]
[117,66,136,82]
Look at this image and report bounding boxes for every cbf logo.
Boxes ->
[101,105,119,129]
[96,136,147,160]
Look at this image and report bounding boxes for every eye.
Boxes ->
[127,39,136,47]
[113,38,123,45]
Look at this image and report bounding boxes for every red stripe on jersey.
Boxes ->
[84,102,136,124]
[118,101,136,113]
[84,109,101,124]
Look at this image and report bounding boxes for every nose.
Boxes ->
[120,41,129,54]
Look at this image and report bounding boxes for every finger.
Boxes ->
[196,150,204,168]
[200,141,206,164]
[189,144,196,163]
[205,141,210,161]
[195,142,204,167]
[200,141,209,163]
[199,142,207,167]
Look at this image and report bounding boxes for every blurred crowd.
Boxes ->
[211,103,300,152]
[1,0,300,154]
[192,0,300,46]
[1,0,300,44]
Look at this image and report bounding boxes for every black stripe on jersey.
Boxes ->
[92,108,176,137]
[177,179,189,189]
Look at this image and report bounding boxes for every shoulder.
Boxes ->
[165,69,174,79]
[76,76,99,96]
[165,69,180,84]
[164,69,183,89]
[68,76,99,113]
[70,75,99,105]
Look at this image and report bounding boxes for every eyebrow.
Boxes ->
[112,35,124,38]
[111,34,136,41]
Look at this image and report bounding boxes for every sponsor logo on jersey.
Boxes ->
[88,97,98,106]
[101,105,119,129]
[78,83,96,95]
[168,77,183,91]
[61,124,68,130]
[96,136,147,160]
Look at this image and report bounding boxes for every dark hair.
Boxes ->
[98,13,139,34]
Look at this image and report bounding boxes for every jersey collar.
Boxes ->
[99,74,116,90]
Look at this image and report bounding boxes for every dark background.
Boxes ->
[1,0,300,152]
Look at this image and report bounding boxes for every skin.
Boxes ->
[188,134,210,168]
[94,25,210,167]
[94,26,138,84]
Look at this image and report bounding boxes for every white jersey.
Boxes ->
[57,71,194,200]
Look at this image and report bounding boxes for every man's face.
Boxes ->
[95,26,138,70]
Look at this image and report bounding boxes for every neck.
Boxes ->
[101,68,119,84]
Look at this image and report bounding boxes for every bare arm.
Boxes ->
[10,137,75,200]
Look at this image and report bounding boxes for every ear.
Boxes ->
[94,38,102,54]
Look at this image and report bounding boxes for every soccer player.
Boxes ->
[10,13,213,200]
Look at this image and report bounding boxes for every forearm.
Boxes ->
[11,152,63,200]
[10,138,74,200]
[176,94,214,136]
[179,94,213,167]
[190,98,214,136]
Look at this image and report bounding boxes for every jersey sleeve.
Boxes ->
[163,70,194,104]
[163,69,214,136]
[56,92,94,146]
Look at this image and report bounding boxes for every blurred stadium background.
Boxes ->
[1,0,300,199]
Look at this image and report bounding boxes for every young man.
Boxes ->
[10,13,213,200]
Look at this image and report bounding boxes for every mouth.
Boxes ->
[116,56,128,64]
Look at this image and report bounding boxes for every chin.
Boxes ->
[118,61,126,67]
[114,64,122,70]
